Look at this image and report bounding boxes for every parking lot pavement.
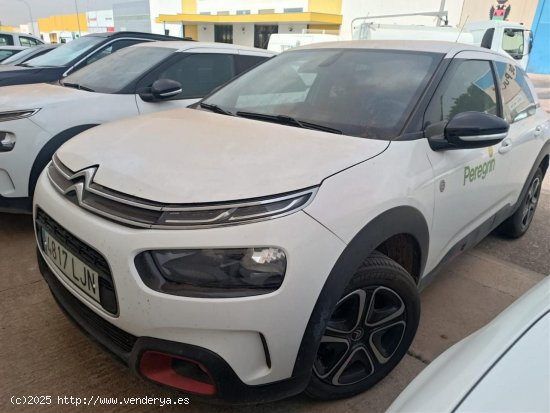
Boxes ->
[1,177,548,413]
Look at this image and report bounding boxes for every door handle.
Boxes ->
[534,126,543,137]
[498,138,513,154]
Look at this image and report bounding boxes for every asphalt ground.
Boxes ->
[1,74,549,413]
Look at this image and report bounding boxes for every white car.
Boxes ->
[33,41,549,403]
[0,41,272,212]
[389,277,550,413]
[0,31,43,47]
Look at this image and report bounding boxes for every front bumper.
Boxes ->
[34,171,346,400]
[0,117,52,203]
[38,251,310,403]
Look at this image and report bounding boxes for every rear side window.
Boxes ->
[20,36,40,47]
[425,59,498,133]
[0,34,14,46]
[0,50,19,62]
[494,62,536,122]
[157,53,236,99]
[83,39,145,66]
[235,54,270,74]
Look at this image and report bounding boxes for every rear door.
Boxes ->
[135,49,238,114]
[425,53,513,264]
[493,61,545,202]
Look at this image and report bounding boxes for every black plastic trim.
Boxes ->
[28,124,99,197]
[292,206,429,377]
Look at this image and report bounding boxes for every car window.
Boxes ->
[494,62,536,123]
[235,54,270,74]
[424,59,498,134]
[83,39,145,67]
[25,36,103,67]
[502,29,524,59]
[62,46,175,94]
[157,53,236,99]
[0,35,14,46]
[20,36,40,47]
[204,49,441,140]
[0,50,20,62]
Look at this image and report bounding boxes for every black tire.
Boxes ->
[498,168,543,238]
[305,251,420,400]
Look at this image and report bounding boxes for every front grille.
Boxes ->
[35,208,118,315]
[46,155,316,230]
[39,252,137,361]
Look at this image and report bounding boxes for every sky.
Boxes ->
[0,0,132,26]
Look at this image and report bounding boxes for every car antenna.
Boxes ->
[455,15,470,43]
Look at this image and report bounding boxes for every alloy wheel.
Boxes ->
[313,286,407,386]
[521,176,541,231]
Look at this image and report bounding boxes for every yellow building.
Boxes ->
[38,13,88,43]
[154,0,343,47]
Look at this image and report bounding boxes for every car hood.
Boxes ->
[0,82,90,111]
[56,108,390,204]
[0,65,63,86]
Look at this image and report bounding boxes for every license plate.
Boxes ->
[42,230,101,303]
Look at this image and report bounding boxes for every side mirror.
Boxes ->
[429,112,509,151]
[139,79,182,102]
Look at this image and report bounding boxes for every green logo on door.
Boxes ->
[464,158,496,185]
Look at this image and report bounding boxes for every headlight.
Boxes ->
[0,109,40,122]
[156,189,315,227]
[135,247,287,298]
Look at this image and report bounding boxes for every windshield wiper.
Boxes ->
[199,102,233,116]
[61,82,95,92]
[236,112,343,135]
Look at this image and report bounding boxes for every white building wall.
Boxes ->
[196,0,309,14]
[341,0,465,40]
[197,25,215,42]
[149,0,182,35]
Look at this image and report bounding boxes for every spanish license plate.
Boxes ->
[42,230,101,303]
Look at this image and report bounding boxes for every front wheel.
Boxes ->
[498,168,543,238]
[305,251,420,400]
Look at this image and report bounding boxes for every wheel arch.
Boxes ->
[28,124,99,196]
[292,205,429,379]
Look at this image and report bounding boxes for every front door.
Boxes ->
[424,55,513,265]
[135,51,236,114]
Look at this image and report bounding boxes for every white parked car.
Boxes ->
[0,41,272,212]
[34,41,549,403]
[0,31,43,47]
[389,277,550,413]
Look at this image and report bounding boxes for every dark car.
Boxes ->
[1,44,57,65]
[0,31,187,87]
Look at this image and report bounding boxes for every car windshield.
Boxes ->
[61,46,175,94]
[25,36,103,67]
[203,49,442,139]
[1,47,38,64]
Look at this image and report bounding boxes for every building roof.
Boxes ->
[156,11,342,26]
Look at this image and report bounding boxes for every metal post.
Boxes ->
[74,0,82,36]
[16,0,34,35]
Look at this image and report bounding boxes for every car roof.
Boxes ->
[84,31,188,42]
[293,40,496,55]
[132,40,276,55]
[0,46,27,50]
[0,31,42,39]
